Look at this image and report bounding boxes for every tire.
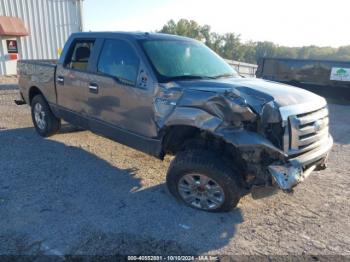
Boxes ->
[166,149,242,212]
[31,94,61,137]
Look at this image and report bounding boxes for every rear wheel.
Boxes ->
[166,149,242,212]
[31,94,61,137]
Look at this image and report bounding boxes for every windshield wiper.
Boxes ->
[211,73,236,79]
[164,75,216,82]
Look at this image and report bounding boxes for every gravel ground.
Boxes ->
[0,86,349,258]
[0,76,18,85]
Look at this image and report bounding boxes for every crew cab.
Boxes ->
[17,32,333,212]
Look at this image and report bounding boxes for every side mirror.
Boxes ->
[137,70,149,89]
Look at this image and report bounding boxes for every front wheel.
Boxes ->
[31,94,61,137]
[166,149,242,212]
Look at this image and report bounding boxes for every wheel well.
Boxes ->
[162,125,201,155]
[28,86,43,104]
[162,125,247,182]
[162,125,243,163]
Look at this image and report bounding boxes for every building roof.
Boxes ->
[0,16,28,36]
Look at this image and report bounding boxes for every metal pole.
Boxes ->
[76,0,84,32]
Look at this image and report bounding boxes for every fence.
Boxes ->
[225,59,258,78]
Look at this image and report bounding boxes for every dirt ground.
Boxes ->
[0,85,349,258]
[0,76,18,85]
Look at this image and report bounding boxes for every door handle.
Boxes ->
[57,76,64,85]
[89,83,99,94]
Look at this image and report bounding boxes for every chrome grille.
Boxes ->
[283,106,330,156]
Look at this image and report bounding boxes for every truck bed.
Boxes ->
[17,59,58,105]
[18,59,58,66]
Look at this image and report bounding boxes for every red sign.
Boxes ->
[6,53,18,60]
[6,40,18,53]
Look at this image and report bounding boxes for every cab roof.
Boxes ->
[70,31,194,41]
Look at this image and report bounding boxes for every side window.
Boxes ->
[65,40,95,71]
[98,39,140,86]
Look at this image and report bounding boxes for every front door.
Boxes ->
[87,38,157,138]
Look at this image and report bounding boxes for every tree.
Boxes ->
[334,46,350,61]
[158,19,350,64]
[221,33,242,61]
[159,19,177,35]
[255,41,277,60]
[207,32,224,55]
[239,41,257,64]
[159,19,207,42]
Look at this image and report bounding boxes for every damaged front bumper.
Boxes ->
[268,135,333,191]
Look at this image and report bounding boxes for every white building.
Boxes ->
[0,0,83,75]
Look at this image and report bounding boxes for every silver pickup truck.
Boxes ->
[17,32,333,212]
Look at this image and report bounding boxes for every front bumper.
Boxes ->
[268,135,333,190]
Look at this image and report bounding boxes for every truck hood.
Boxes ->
[157,77,326,128]
[175,77,325,109]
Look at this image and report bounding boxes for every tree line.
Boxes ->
[158,19,350,64]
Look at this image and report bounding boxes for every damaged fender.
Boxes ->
[155,85,258,129]
[214,127,286,159]
[155,85,287,162]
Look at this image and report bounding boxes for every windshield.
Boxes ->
[140,39,240,82]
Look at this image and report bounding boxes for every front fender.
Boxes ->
[215,127,287,159]
[159,106,286,161]
[160,107,223,132]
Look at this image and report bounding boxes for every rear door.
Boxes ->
[87,38,157,137]
[55,38,97,127]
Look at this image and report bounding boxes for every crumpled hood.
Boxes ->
[225,78,324,107]
[174,77,325,111]
[156,77,326,129]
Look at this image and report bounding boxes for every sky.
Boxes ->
[83,0,349,48]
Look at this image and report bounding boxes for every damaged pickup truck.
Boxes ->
[17,32,333,212]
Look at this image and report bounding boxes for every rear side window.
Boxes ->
[98,39,140,86]
[65,40,95,71]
